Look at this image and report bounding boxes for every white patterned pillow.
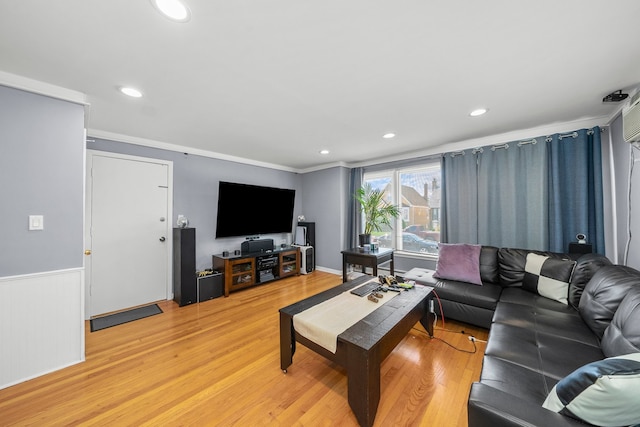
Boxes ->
[522,253,575,305]
[542,353,640,426]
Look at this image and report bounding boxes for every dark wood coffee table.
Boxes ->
[279,275,434,427]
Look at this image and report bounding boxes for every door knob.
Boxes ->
[84,250,92,255]
[159,237,166,242]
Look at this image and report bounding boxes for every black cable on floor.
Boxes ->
[411,326,478,354]
[430,336,477,354]
[435,327,470,334]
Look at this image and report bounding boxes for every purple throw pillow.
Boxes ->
[433,243,483,285]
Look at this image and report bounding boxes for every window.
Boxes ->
[363,163,441,255]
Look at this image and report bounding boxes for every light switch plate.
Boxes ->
[29,215,44,230]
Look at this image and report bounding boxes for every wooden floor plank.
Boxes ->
[0,271,488,426]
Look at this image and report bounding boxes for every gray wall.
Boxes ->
[300,166,350,271]
[610,113,640,268]
[88,139,303,270]
[0,85,85,277]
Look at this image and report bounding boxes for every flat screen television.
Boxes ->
[215,181,296,238]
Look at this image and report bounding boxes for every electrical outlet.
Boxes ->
[29,215,44,230]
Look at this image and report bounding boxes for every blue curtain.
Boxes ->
[477,140,548,249]
[347,167,363,248]
[441,151,479,243]
[441,127,604,253]
[548,127,604,254]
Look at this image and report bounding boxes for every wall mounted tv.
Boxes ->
[215,181,296,238]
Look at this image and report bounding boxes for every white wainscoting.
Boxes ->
[0,268,85,390]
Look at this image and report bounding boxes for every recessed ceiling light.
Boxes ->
[469,108,488,117]
[319,149,330,155]
[383,133,396,139]
[151,0,191,22]
[120,87,143,98]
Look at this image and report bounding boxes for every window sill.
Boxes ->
[393,250,439,260]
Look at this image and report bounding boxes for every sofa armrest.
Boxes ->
[468,383,586,427]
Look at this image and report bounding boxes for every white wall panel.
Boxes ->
[0,269,84,390]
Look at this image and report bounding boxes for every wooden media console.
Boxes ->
[213,246,300,296]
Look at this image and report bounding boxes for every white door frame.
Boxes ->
[85,150,174,318]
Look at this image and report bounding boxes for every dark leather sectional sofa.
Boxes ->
[404,246,640,427]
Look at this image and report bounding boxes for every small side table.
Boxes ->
[341,247,394,283]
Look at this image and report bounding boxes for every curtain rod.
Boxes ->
[517,138,538,146]
[558,131,579,140]
[447,127,602,157]
[491,143,509,151]
[556,128,597,141]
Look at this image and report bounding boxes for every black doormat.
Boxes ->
[90,304,163,332]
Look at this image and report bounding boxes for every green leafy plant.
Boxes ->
[355,183,401,235]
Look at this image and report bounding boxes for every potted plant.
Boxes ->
[355,183,401,247]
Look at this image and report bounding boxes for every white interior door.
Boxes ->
[86,152,172,317]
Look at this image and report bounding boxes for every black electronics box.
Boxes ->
[568,242,593,254]
[197,272,224,301]
[241,239,274,254]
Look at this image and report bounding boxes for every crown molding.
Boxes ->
[87,129,299,173]
[0,70,87,105]
[349,115,610,169]
[297,161,349,174]
[91,115,612,176]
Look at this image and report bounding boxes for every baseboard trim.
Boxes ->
[315,266,341,276]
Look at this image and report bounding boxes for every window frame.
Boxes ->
[362,161,441,259]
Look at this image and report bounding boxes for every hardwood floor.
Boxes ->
[0,271,488,426]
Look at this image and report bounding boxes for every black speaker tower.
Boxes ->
[173,227,197,306]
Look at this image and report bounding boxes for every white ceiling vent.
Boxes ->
[623,91,640,143]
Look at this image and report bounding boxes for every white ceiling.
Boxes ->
[1,1,639,171]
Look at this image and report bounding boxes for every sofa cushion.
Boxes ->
[479,246,500,284]
[484,323,604,380]
[433,243,482,285]
[438,299,495,329]
[542,353,640,427]
[498,248,569,288]
[499,288,579,314]
[601,287,640,357]
[569,253,613,310]
[522,254,576,305]
[469,382,588,427]
[579,265,640,338]
[492,301,600,347]
[480,356,558,404]
[406,268,502,311]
